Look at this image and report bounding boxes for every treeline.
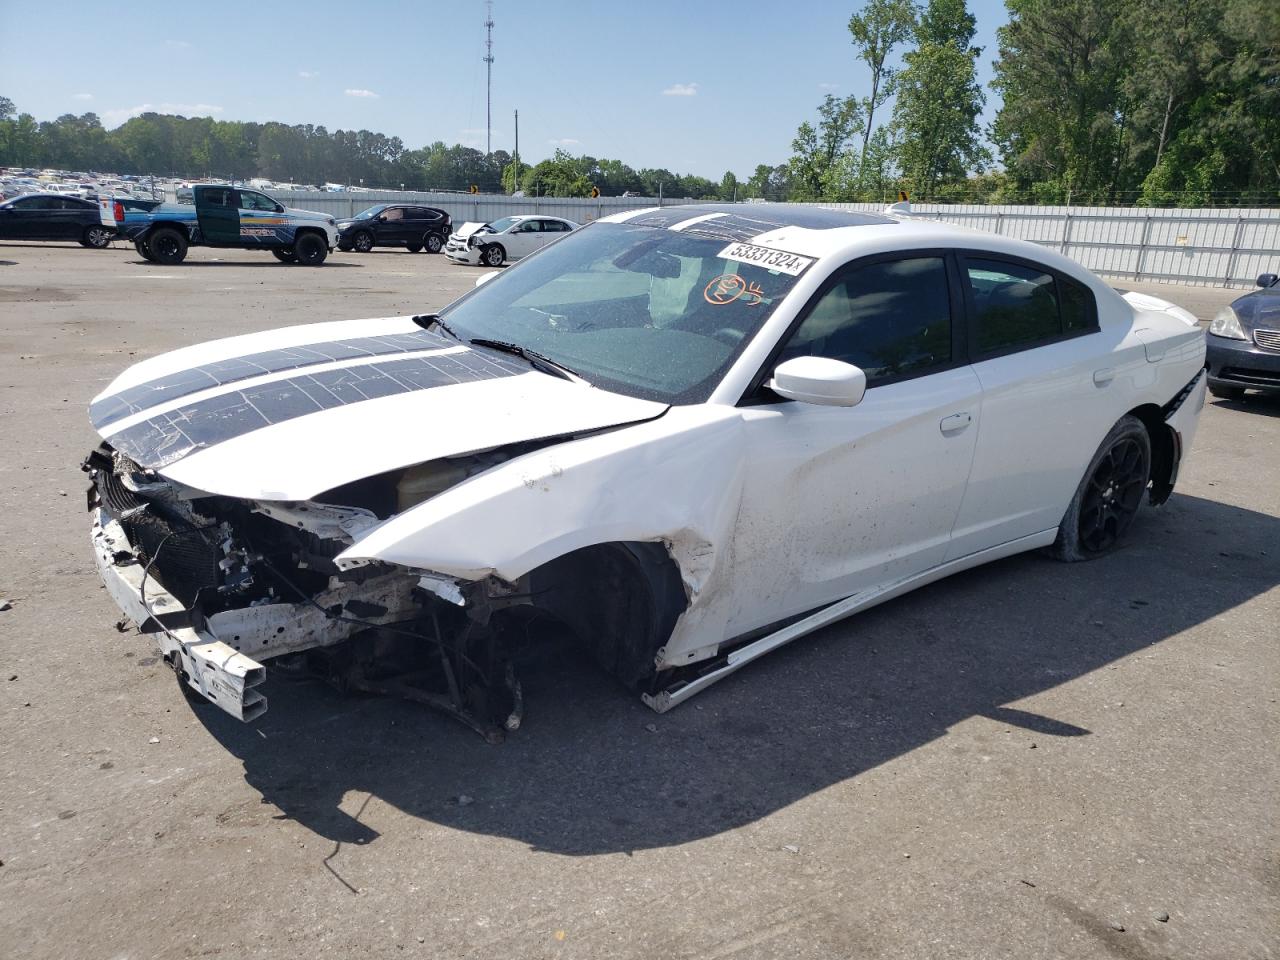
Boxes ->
[4,0,1276,206]
[0,96,727,197]
[786,0,1279,206]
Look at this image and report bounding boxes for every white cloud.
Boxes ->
[102,103,224,127]
[818,82,840,91]
[72,93,93,101]
[662,82,698,97]
[548,138,580,146]
[299,70,319,79]
[344,88,379,98]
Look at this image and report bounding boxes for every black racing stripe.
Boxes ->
[108,349,527,470]
[90,328,456,430]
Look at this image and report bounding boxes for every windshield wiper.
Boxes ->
[468,337,585,382]
[412,313,461,341]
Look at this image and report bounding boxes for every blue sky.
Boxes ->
[0,0,1010,178]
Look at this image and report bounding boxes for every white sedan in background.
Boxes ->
[445,214,578,267]
[85,203,1206,738]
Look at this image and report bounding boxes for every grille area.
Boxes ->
[1219,366,1280,388]
[1254,328,1280,352]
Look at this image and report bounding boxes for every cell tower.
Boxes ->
[483,0,495,157]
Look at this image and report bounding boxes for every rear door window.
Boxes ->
[962,256,1097,355]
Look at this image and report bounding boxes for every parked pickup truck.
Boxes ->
[100,184,339,265]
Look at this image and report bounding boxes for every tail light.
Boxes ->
[112,201,125,223]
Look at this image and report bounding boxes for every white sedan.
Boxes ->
[84,204,1206,737]
[444,214,578,267]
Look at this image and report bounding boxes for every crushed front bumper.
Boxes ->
[444,240,481,264]
[91,509,268,721]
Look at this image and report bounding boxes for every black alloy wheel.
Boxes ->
[1077,435,1149,554]
[1051,414,1152,562]
[352,231,374,252]
[148,227,187,265]
[294,232,328,266]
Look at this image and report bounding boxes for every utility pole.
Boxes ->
[513,108,520,193]
[483,0,495,157]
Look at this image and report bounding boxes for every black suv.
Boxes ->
[336,204,452,253]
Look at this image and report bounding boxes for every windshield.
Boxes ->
[481,216,519,233]
[354,204,387,219]
[439,222,807,403]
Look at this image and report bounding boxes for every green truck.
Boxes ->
[100,185,340,265]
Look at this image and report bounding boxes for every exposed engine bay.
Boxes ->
[84,442,684,741]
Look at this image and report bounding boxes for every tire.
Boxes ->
[135,239,156,262]
[1208,382,1245,401]
[481,243,505,267]
[294,232,328,266]
[147,226,187,265]
[425,232,444,254]
[272,248,297,263]
[1050,415,1152,562]
[352,230,374,253]
[82,225,113,249]
[405,243,423,253]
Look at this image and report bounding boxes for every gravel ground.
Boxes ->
[0,240,1276,960]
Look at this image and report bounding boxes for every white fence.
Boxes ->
[261,190,1280,287]
[817,202,1280,288]
[266,190,700,227]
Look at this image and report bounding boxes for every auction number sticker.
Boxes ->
[717,242,813,276]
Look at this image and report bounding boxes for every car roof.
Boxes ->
[596,201,1110,289]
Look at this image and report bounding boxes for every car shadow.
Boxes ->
[197,493,1279,854]
[1211,393,1280,417]
[124,259,365,269]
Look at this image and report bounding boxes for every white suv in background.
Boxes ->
[445,214,578,267]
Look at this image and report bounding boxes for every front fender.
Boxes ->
[338,405,749,657]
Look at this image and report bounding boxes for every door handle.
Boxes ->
[939,412,972,435]
[1093,367,1116,387]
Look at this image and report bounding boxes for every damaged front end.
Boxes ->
[84,445,536,740]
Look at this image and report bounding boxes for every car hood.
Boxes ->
[452,221,488,239]
[283,206,332,222]
[88,315,667,501]
[1232,287,1280,329]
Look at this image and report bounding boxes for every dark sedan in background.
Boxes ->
[1207,271,1280,399]
[0,193,115,248]
[335,203,452,253]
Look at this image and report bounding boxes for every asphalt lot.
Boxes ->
[1,240,1276,960]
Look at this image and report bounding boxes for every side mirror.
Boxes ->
[768,356,867,407]
[1257,273,1278,288]
[375,215,387,223]
[274,203,284,213]
[475,271,500,288]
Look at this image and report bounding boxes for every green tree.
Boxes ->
[848,0,918,169]
[991,0,1132,202]
[892,0,988,196]
[788,94,862,199]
